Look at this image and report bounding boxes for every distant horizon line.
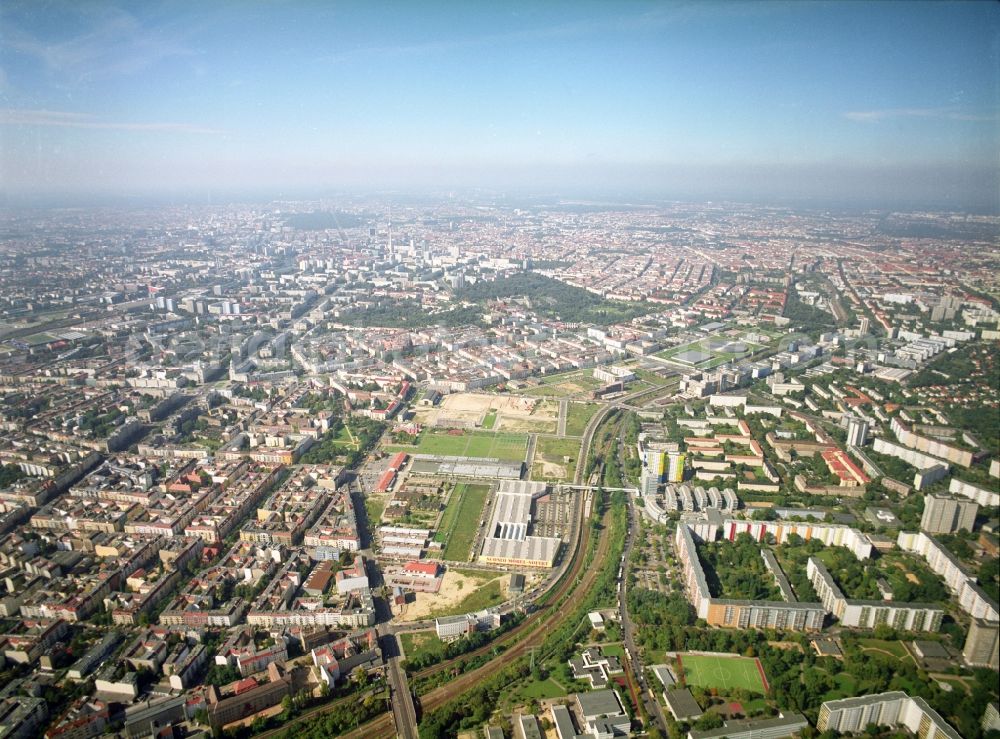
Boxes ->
[1,188,997,216]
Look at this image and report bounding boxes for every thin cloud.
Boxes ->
[0,109,223,134]
[1,5,199,82]
[844,107,996,123]
[316,2,793,64]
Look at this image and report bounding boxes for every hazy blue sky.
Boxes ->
[1,1,997,206]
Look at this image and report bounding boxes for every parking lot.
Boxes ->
[631,524,679,595]
[532,486,575,539]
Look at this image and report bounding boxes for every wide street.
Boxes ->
[620,492,671,735]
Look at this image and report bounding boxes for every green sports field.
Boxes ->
[679,653,768,694]
[387,429,528,461]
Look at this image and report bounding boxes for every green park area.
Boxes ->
[599,643,625,659]
[679,653,768,694]
[364,496,385,529]
[512,677,569,701]
[856,638,911,660]
[810,669,860,701]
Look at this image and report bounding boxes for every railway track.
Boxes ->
[343,503,613,739]
[253,686,384,739]
[397,405,616,687]
[417,505,611,709]
[341,405,631,738]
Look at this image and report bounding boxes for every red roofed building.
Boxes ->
[232,677,258,695]
[384,560,444,593]
[844,385,874,407]
[207,663,291,729]
[822,449,870,487]
[45,700,110,739]
[374,469,396,493]
[388,452,409,472]
[236,643,288,677]
[302,561,334,596]
[403,560,440,578]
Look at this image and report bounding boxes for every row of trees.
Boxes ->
[229,688,388,739]
[418,662,530,738]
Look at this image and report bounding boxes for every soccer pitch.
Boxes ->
[412,430,528,461]
[678,653,768,694]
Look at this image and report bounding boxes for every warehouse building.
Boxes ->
[479,480,561,568]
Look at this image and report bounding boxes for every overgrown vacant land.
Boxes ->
[395,569,503,622]
[532,436,580,481]
[517,371,604,399]
[564,402,601,436]
[437,482,490,561]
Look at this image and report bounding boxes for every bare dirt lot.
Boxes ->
[536,460,568,478]
[415,392,558,433]
[394,569,507,622]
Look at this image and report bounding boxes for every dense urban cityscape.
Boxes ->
[0,198,996,739]
[2,0,998,737]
